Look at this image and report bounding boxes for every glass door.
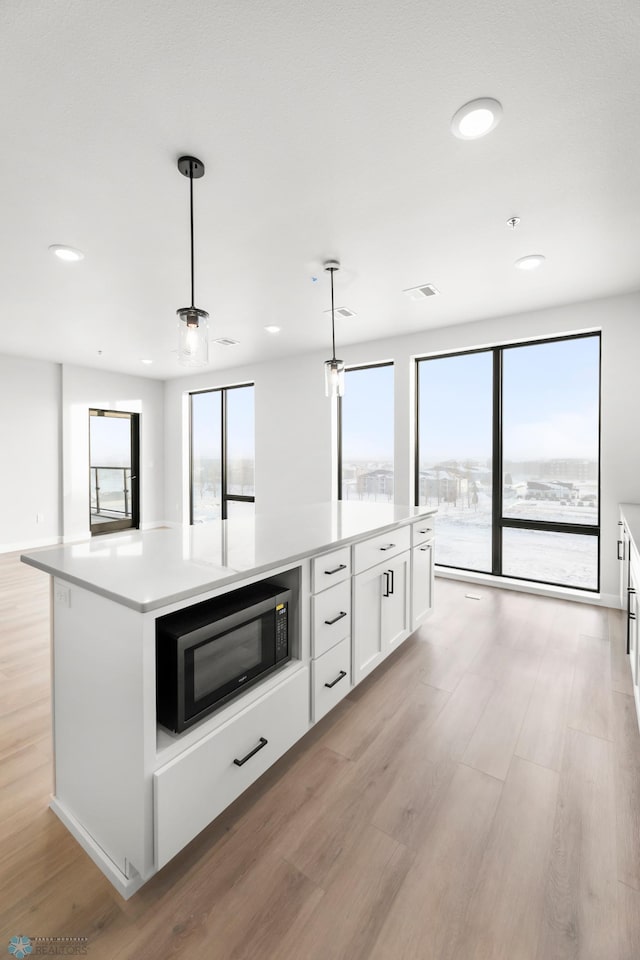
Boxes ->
[89,409,140,535]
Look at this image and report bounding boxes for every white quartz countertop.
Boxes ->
[21,501,436,613]
[620,503,640,555]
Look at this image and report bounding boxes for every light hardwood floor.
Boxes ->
[2,552,640,959]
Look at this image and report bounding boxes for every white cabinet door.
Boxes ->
[353,564,385,683]
[619,518,630,609]
[353,552,411,684]
[411,541,433,629]
[629,546,639,688]
[382,553,410,653]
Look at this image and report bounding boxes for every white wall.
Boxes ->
[0,354,61,551]
[61,365,165,542]
[164,290,640,604]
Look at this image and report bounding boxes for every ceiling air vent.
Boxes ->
[403,284,440,301]
[214,337,240,346]
[324,306,356,319]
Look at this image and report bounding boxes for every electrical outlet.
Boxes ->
[55,584,70,607]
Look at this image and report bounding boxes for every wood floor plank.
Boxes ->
[371,672,494,847]
[618,881,640,960]
[610,608,634,696]
[516,644,577,772]
[536,727,618,960]
[278,825,414,960]
[320,637,433,760]
[568,634,613,741]
[276,688,429,885]
[462,666,538,781]
[368,763,503,960]
[612,691,640,890]
[458,756,559,960]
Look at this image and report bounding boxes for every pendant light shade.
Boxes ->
[324,260,344,398]
[176,156,209,367]
[324,358,345,398]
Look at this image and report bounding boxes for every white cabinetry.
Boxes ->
[31,506,436,898]
[411,518,434,630]
[311,636,351,721]
[309,547,353,721]
[353,550,410,684]
[412,541,434,628]
[628,542,639,696]
[154,667,308,869]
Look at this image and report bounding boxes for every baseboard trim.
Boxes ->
[49,797,149,900]
[435,567,621,609]
[1,536,61,555]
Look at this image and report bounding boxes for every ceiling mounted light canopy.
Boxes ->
[451,98,503,140]
[324,260,345,399]
[515,254,546,271]
[176,155,209,367]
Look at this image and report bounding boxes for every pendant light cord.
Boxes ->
[330,266,336,361]
[189,160,195,308]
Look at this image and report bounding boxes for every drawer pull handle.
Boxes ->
[419,546,430,552]
[379,543,396,551]
[324,611,348,626]
[325,563,347,575]
[233,737,268,767]
[325,670,347,689]
[417,528,430,534]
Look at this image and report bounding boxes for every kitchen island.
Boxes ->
[21,501,436,898]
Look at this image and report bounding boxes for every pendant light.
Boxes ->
[324,259,345,398]
[176,155,209,367]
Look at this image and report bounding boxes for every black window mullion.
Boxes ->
[337,393,343,501]
[221,388,228,520]
[501,517,599,536]
[492,347,503,576]
[189,393,195,525]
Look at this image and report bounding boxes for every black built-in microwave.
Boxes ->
[156,580,291,732]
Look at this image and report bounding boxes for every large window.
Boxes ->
[416,333,600,591]
[190,384,255,522]
[338,363,394,502]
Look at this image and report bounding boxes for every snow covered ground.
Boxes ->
[431,492,598,589]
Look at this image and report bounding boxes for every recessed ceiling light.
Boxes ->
[515,254,546,271]
[49,244,84,262]
[451,98,502,140]
[264,325,281,334]
[403,284,440,301]
[141,359,153,365]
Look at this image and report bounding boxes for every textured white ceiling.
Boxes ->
[1,0,639,379]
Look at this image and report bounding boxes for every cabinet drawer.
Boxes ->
[154,667,309,869]
[312,636,351,722]
[312,547,351,593]
[312,579,352,658]
[412,516,435,546]
[353,525,411,574]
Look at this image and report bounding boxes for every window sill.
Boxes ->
[434,565,619,610]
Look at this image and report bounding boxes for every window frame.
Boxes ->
[189,382,255,523]
[337,361,395,502]
[414,331,602,593]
